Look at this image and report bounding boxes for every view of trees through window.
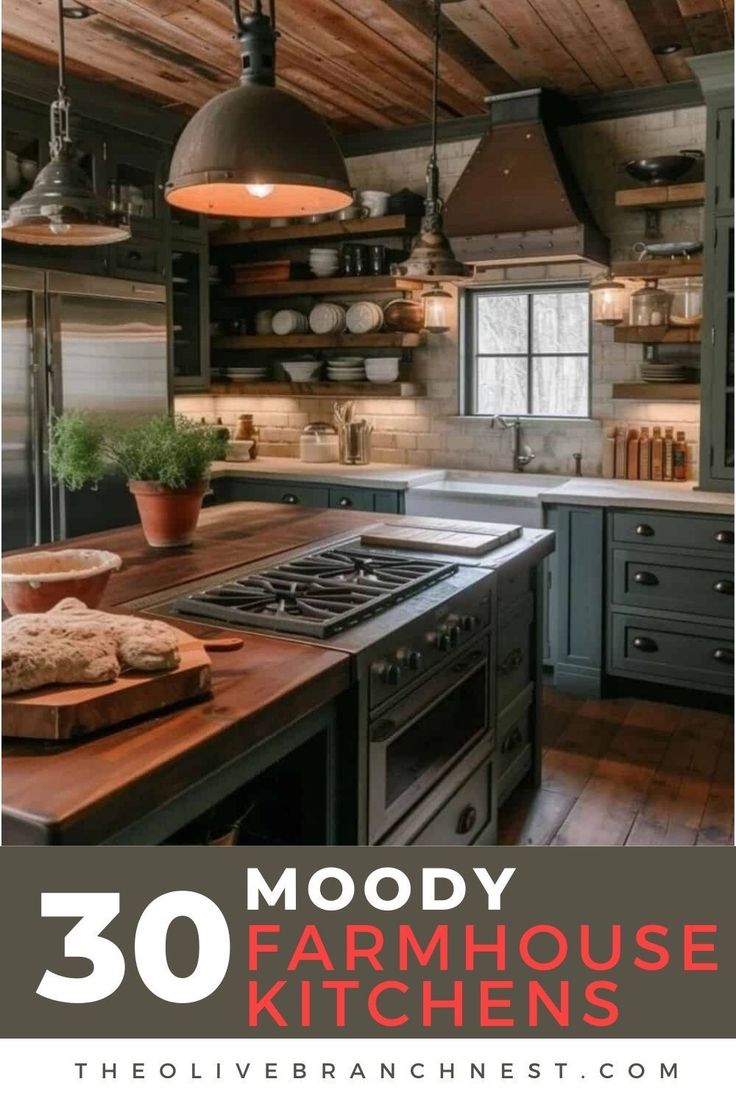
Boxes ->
[466,286,590,417]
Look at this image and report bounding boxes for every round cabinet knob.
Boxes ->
[282,493,299,505]
[714,580,734,595]
[632,636,658,653]
[715,530,734,545]
[338,497,352,509]
[456,805,477,836]
[713,648,734,665]
[635,523,654,537]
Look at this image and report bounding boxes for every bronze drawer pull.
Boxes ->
[498,647,524,676]
[632,636,658,653]
[634,571,659,586]
[452,649,484,674]
[337,497,353,508]
[635,523,654,537]
[502,726,524,754]
[714,530,734,545]
[282,493,299,504]
[714,580,734,595]
[456,804,477,835]
[713,648,734,665]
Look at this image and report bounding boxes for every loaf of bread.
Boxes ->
[2,598,180,696]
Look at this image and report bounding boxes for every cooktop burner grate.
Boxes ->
[174,544,458,637]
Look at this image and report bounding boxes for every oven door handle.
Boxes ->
[371,718,398,744]
[451,648,484,675]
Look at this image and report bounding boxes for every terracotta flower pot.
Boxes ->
[129,481,209,548]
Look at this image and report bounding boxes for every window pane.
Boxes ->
[477,294,528,354]
[532,356,589,416]
[476,357,528,414]
[532,292,588,354]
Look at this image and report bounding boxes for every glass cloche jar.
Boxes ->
[629,280,673,327]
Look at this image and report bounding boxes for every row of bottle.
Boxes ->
[602,426,690,481]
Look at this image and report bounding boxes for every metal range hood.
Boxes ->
[444,89,610,267]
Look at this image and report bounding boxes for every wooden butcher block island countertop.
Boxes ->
[2,502,390,845]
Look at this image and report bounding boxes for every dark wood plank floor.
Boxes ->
[498,688,734,847]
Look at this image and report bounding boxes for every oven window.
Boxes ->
[385,664,487,809]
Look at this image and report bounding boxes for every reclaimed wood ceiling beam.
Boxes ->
[624,0,696,81]
[676,0,733,51]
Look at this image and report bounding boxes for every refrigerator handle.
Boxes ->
[29,357,45,547]
[45,292,64,542]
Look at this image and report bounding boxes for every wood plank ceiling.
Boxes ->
[2,0,733,132]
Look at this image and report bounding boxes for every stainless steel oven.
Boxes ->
[369,636,492,842]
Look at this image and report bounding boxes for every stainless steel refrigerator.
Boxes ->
[2,267,169,551]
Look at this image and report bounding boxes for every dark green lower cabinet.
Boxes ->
[546,505,734,699]
[214,476,404,515]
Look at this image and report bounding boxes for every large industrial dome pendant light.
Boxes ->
[2,1,130,246]
[165,0,352,218]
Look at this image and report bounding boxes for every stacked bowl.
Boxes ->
[272,309,309,335]
[346,300,384,334]
[326,357,365,382]
[309,302,347,335]
[281,359,322,383]
[309,248,339,277]
[364,356,400,383]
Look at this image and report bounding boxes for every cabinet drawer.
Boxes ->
[328,487,372,511]
[497,592,533,713]
[611,511,734,554]
[411,755,493,846]
[609,613,734,692]
[498,563,532,611]
[611,548,734,621]
[228,480,329,508]
[109,238,166,281]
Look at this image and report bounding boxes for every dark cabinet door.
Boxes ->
[716,106,734,214]
[171,240,210,391]
[105,132,164,232]
[2,100,49,212]
[709,217,735,480]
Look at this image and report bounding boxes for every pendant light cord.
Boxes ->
[57,0,67,99]
[423,0,442,228]
[51,0,71,156]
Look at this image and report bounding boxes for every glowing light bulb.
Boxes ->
[245,183,275,199]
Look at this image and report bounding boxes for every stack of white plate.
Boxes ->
[218,365,270,380]
[309,248,339,277]
[309,302,347,335]
[272,309,309,335]
[639,362,698,383]
[364,356,400,383]
[346,300,384,334]
[326,356,365,382]
[281,359,322,382]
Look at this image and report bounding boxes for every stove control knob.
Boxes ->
[437,633,452,652]
[397,648,422,671]
[448,625,461,646]
[461,615,478,631]
[374,662,402,685]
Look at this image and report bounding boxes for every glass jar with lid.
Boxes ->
[664,277,703,326]
[629,280,673,328]
[299,422,339,463]
[590,274,629,326]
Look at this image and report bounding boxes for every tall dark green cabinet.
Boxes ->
[690,51,734,492]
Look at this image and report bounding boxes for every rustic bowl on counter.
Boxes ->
[1,549,122,614]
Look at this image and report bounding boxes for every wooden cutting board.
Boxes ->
[2,629,213,742]
[361,521,522,555]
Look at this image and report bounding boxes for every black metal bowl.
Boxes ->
[624,150,703,185]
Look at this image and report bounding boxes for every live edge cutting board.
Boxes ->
[2,629,213,741]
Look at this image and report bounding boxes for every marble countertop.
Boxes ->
[212,459,733,515]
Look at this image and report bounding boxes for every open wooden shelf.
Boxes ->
[611,259,703,278]
[210,380,424,398]
[212,332,424,350]
[612,382,700,400]
[210,214,421,248]
[217,275,423,298]
[615,181,705,209]
[613,325,701,344]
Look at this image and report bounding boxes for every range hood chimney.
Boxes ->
[444,88,609,267]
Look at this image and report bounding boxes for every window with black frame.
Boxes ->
[462,284,591,418]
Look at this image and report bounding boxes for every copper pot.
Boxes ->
[382,297,424,333]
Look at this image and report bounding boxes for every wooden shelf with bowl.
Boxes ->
[612,382,701,400]
[212,332,424,350]
[210,380,424,398]
[210,215,421,248]
[614,182,705,209]
[216,275,424,298]
[613,325,701,344]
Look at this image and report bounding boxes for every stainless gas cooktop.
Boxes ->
[173,543,458,639]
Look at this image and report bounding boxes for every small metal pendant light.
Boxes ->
[396,0,465,333]
[165,0,352,218]
[2,1,130,246]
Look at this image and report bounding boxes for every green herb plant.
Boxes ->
[49,412,227,491]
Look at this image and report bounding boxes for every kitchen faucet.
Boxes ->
[494,416,536,473]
